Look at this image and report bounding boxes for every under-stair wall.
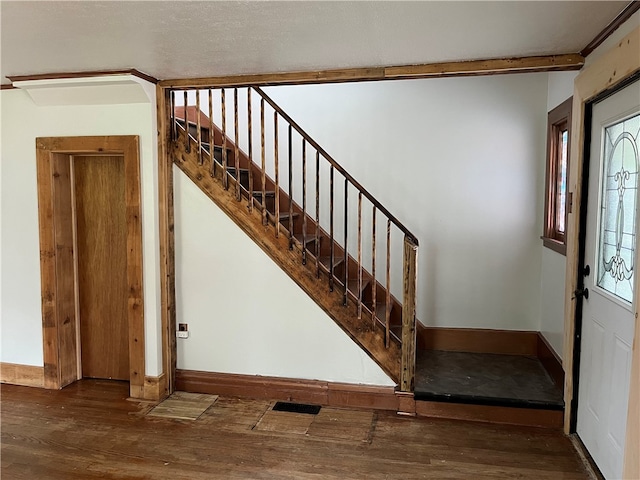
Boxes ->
[174,167,395,386]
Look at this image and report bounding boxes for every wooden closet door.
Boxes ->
[74,155,129,380]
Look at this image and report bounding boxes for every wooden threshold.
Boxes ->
[416,400,564,429]
[7,69,158,85]
[0,362,44,388]
[175,370,398,411]
[159,54,584,88]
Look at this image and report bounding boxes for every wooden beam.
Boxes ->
[159,54,584,88]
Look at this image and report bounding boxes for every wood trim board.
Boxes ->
[143,374,168,401]
[35,136,145,398]
[415,400,564,429]
[156,86,176,395]
[176,370,398,411]
[7,69,158,85]
[560,25,639,478]
[159,54,583,88]
[537,333,564,389]
[580,1,640,57]
[417,326,539,356]
[0,363,45,388]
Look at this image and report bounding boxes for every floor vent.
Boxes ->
[272,401,321,415]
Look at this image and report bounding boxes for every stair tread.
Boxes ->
[348,277,370,292]
[293,233,317,246]
[279,212,300,220]
[252,191,276,198]
[319,255,344,269]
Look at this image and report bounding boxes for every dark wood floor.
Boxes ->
[1,380,590,479]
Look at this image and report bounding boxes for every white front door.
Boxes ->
[578,79,640,480]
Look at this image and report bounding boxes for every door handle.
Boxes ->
[582,265,591,277]
[573,287,589,300]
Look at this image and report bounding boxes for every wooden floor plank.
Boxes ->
[0,380,590,479]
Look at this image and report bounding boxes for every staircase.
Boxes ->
[169,87,418,391]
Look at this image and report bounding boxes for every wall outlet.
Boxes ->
[176,331,189,339]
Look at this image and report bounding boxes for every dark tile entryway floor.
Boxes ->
[414,350,564,409]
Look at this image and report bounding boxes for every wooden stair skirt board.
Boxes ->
[176,370,398,411]
[171,125,402,382]
[0,362,45,388]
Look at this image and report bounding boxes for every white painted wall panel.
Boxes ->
[260,75,549,331]
[0,87,162,375]
[174,168,394,386]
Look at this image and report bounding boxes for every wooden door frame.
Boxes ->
[562,26,639,478]
[35,135,145,399]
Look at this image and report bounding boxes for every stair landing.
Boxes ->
[414,350,564,410]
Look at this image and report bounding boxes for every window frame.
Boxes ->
[543,97,573,256]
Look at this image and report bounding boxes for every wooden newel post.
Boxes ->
[401,235,418,393]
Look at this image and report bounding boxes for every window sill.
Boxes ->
[542,237,566,256]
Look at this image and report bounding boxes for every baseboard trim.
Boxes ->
[142,373,168,401]
[175,369,398,411]
[416,399,564,428]
[417,326,539,356]
[0,362,45,388]
[536,333,564,388]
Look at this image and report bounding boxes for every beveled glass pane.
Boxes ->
[597,113,640,302]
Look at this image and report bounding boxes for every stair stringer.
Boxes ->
[171,133,402,383]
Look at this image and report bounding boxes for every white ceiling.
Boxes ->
[0,1,629,85]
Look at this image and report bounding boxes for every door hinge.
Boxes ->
[568,192,573,214]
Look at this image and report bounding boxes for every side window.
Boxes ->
[543,97,572,255]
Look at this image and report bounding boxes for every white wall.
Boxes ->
[538,71,579,358]
[0,85,163,375]
[174,168,394,386]
[256,75,549,331]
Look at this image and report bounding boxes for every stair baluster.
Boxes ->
[357,192,363,319]
[315,151,320,278]
[386,219,392,348]
[329,165,335,292]
[183,91,190,154]
[234,88,240,201]
[196,90,203,165]
[343,179,348,306]
[288,124,293,250]
[247,91,253,210]
[221,89,228,190]
[371,206,377,328]
[302,139,307,265]
[274,112,280,238]
[260,98,266,225]
[208,89,215,176]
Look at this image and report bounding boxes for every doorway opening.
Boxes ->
[35,136,145,398]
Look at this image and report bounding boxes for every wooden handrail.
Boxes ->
[252,86,418,246]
